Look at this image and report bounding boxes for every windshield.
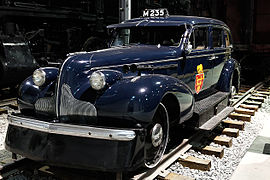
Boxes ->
[111,26,186,47]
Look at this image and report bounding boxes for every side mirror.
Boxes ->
[185,44,192,55]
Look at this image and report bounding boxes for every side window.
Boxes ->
[212,28,223,48]
[189,27,208,50]
[224,30,232,47]
[112,29,130,46]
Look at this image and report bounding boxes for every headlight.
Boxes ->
[33,69,46,86]
[90,71,106,90]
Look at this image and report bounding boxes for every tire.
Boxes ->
[144,103,169,168]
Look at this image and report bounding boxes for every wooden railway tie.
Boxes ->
[239,104,259,111]
[179,155,211,171]
[234,108,255,116]
[201,146,224,158]
[214,136,232,147]
[222,119,245,130]
[222,128,239,138]
[229,113,251,122]
[158,172,195,180]
[244,100,262,107]
[255,90,270,96]
[248,96,265,103]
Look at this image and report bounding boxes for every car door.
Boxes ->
[210,26,227,86]
[181,26,214,99]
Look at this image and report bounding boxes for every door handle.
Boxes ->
[208,55,217,61]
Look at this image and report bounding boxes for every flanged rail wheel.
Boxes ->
[231,85,237,98]
[229,73,238,102]
[144,103,169,168]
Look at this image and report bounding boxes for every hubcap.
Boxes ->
[151,123,163,147]
[144,103,169,168]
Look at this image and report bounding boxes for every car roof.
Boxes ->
[107,15,227,29]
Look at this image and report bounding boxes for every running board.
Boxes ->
[199,107,235,131]
[194,91,229,115]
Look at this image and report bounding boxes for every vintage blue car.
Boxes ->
[5,9,240,171]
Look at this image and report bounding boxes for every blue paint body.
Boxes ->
[11,15,240,171]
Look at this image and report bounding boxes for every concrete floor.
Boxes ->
[231,113,270,180]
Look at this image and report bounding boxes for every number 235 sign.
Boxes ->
[143,8,169,17]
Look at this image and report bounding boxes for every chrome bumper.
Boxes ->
[7,114,136,141]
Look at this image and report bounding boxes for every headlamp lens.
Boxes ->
[90,71,106,90]
[33,69,46,86]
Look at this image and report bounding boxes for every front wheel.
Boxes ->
[144,103,169,168]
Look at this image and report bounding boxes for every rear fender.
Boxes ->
[216,58,240,92]
[95,75,194,124]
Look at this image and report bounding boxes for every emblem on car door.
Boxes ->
[195,64,204,94]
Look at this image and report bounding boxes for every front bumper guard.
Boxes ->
[7,114,136,141]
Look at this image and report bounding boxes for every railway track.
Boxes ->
[131,81,270,180]
[0,81,269,179]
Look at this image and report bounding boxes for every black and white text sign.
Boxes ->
[143,9,169,17]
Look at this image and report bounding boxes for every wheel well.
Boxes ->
[161,94,180,124]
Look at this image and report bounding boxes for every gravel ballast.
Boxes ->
[169,98,270,180]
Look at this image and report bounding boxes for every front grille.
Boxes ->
[35,96,56,115]
[59,84,97,117]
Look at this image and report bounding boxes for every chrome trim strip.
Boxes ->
[91,57,183,71]
[187,53,211,59]
[3,42,27,46]
[213,51,230,56]
[56,57,70,118]
[187,51,229,59]
[90,51,229,71]
[8,115,136,141]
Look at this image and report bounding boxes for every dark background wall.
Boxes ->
[0,0,269,83]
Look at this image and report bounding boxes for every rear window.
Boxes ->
[189,27,209,50]
[224,30,232,47]
[212,28,223,48]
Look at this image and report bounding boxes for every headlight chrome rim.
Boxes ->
[90,71,106,90]
[33,69,46,86]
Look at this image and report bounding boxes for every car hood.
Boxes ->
[58,45,181,99]
[71,45,180,69]
[91,45,180,67]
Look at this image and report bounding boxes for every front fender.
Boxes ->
[19,67,58,105]
[95,75,194,124]
[216,58,240,92]
[71,69,123,99]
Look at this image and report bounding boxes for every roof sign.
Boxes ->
[143,8,169,18]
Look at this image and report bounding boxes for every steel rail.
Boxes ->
[132,140,192,180]
[231,81,264,107]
